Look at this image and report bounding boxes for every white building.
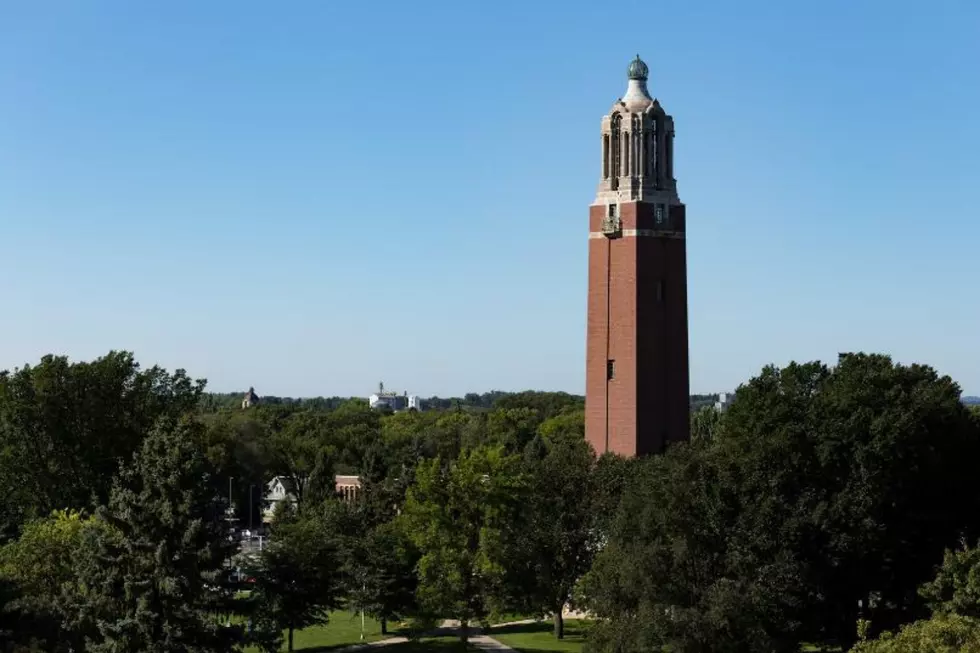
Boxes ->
[368,381,421,412]
[715,392,734,412]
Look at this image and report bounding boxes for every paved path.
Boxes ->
[469,634,517,651]
[331,622,519,653]
[331,637,409,652]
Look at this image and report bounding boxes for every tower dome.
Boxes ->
[627,54,649,81]
[621,54,653,111]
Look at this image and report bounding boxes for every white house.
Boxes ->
[262,474,362,523]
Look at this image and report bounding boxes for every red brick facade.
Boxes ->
[585,202,690,457]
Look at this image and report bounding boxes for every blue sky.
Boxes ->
[1,1,978,398]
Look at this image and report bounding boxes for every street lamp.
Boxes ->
[249,484,255,532]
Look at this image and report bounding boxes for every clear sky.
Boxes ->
[1,1,978,398]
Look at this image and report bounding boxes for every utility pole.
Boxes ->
[249,484,254,531]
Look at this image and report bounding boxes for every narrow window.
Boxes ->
[650,121,658,181]
[623,132,630,176]
[656,280,664,301]
[655,204,664,225]
[607,359,615,380]
[611,114,622,189]
[602,134,610,179]
[608,204,616,218]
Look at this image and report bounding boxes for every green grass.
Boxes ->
[490,619,589,653]
[244,610,407,652]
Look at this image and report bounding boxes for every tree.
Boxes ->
[0,510,102,651]
[517,417,596,639]
[719,353,980,645]
[921,542,980,619]
[250,508,343,652]
[850,613,980,653]
[402,446,525,643]
[198,411,271,528]
[849,542,980,652]
[0,351,204,538]
[582,444,805,653]
[73,417,243,653]
[344,519,419,636]
[690,405,722,441]
[585,352,980,652]
[263,411,333,511]
[485,407,540,453]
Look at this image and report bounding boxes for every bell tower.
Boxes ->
[585,55,690,457]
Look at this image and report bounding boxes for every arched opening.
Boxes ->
[611,114,621,189]
[623,131,630,177]
[603,134,610,179]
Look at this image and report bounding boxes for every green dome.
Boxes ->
[627,54,649,81]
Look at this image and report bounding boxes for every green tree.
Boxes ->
[850,542,980,652]
[849,613,980,653]
[690,405,722,441]
[719,353,980,644]
[73,418,243,653]
[517,417,596,639]
[198,411,270,527]
[263,410,338,512]
[344,519,419,636]
[0,351,204,538]
[402,446,525,643]
[0,510,103,651]
[586,353,980,652]
[485,407,540,452]
[920,542,980,619]
[582,444,805,653]
[250,508,343,652]
[588,451,633,539]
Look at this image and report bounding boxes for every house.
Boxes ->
[262,474,362,523]
[242,387,260,409]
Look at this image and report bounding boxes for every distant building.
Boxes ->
[335,475,361,502]
[714,392,734,412]
[369,381,421,412]
[262,474,362,523]
[242,387,260,409]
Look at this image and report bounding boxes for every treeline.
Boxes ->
[197,389,569,413]
[2,351,980,652]
[199,389,723,413]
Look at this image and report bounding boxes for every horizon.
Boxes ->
[2,1,978,398]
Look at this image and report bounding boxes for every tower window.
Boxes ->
[607,359,615,380]
[656,280,664,301]
[655,204,664,225]
[608,204,616,218]
[602,134,610,179]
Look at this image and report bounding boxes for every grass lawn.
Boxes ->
[244,609,407,652]
[490,619,589,653]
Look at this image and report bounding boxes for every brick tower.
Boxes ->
[585,55,690,457]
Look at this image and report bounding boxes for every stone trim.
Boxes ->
[589,230,685,240]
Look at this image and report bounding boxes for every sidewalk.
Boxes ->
[332,622,519,653]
